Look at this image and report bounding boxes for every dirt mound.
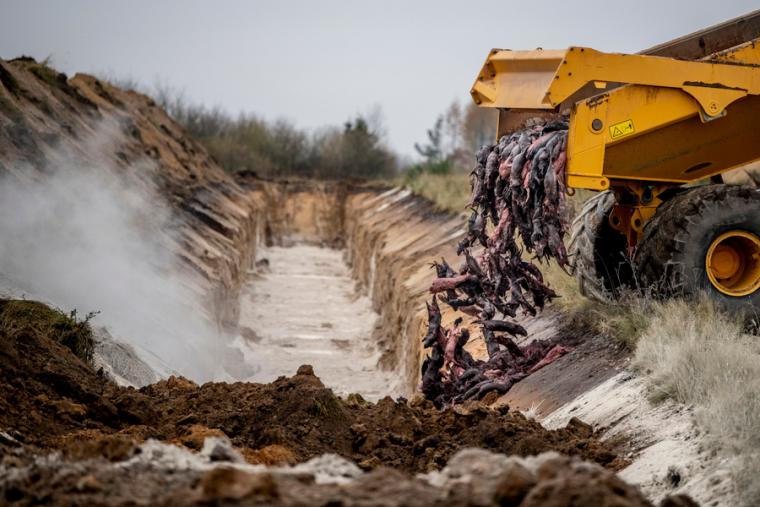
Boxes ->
[0,299,621,474]
[139,365,622,472]
[0,300,153,445]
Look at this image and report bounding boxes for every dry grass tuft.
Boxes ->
[402,171,471,213]
[634,296,760,506]
[560,294,653,349]
[520,401,544,420]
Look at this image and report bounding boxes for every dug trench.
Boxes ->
[0,58,695,506]
[0,182,626,469]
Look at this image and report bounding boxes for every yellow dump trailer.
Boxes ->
[471,11,760,311]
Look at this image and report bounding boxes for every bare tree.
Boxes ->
[462,103,496,153]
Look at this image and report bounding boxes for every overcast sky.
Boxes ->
[1,0,757,157]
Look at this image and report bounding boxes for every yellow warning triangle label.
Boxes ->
[609,119,635,139]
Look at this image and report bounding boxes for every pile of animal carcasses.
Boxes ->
[421,118,572,408]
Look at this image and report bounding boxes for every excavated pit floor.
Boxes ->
[235,244,398,400]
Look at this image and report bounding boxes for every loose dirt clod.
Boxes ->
[422,119,572,407]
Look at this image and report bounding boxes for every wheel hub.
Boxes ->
[706,230,760,296]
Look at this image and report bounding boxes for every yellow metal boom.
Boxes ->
[471,38,760,244]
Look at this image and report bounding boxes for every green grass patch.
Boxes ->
[310,392,343,418]
[0,299,96,364]
[401,170,470,213]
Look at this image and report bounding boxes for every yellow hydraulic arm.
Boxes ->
[471,46,760,118]
[471,40,760,245]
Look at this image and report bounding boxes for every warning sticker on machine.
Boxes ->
[609,119,635,139]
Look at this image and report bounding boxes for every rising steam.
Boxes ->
[0,141,224,382]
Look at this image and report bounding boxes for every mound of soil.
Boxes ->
[0,298,622,474]
[140,365,622,472]
[0,300,139,443]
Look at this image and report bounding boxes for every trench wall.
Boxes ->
[343,188,467,393]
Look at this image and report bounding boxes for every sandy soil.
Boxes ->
[236,245,400,400]
[542,372,734,506]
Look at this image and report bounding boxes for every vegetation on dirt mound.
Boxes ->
[102,79,398,180]
[106,75,500,187]
[401,171,470,213]
[0,299,95,363]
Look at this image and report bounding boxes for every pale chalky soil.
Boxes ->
[236,245,400,400]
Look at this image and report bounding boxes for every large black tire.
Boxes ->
[635,184,760,314]
[568,191,633,302]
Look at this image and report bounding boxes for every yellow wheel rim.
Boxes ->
[705,230,760,297]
